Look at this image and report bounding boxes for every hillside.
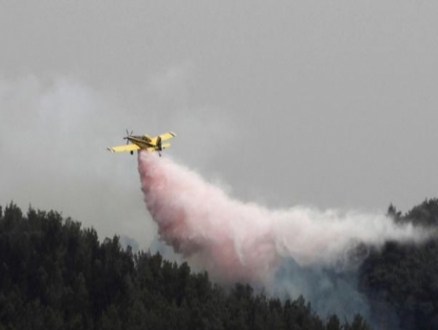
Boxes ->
[360,199,438,329]
[0,203,368,330]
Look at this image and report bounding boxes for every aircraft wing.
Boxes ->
[143,143,170,151]
[159,131,176,141]
[107,144,141,153]
[149,131,176,145]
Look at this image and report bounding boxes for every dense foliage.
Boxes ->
[0,203,368,330]
[360,198,438,330]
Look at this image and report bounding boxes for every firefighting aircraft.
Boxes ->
[107,130,176,156]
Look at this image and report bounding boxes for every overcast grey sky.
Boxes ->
[1,0,437,247]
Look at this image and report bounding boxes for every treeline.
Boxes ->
[360,198,438,330]
[0,203,368,330]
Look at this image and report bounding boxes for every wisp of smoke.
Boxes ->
[138,151,429,318]
[138,151,428,279]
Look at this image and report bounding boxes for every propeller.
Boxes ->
[124,129,134,144]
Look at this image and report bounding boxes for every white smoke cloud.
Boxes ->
[137,151,432,319]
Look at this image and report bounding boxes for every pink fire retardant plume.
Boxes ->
[138,151,430,284]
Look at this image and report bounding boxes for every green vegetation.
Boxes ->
[360,199,438,330]
[3,198,438,329]
[0,203,368,330]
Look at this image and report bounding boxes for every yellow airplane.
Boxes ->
[107,130,176,156]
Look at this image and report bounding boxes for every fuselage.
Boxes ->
[127,135,160,150]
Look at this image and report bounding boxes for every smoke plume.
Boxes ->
[138,151,430,317]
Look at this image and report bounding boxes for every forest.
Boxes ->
[0,203,369,330]
[360,199,438,329]
[2,199,438,329]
